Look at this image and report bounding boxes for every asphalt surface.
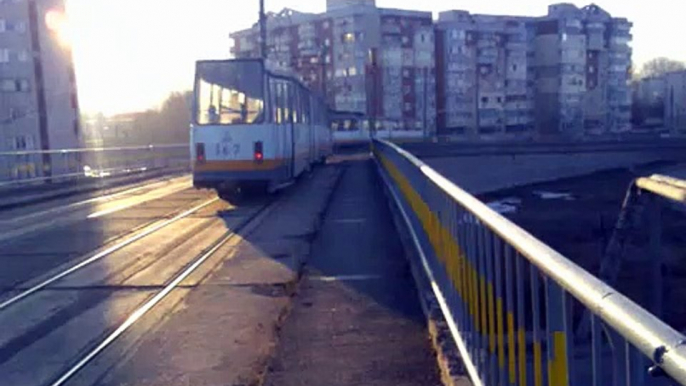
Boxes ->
[263,159,441,386]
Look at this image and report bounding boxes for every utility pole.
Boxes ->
[259,0,267,59]
[423,66,428,141]
[320,45,328,101]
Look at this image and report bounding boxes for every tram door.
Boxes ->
[271,77,295,181]
[285,81,295,179]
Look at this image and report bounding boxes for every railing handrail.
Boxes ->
[0,143,188,157]
[376,138,686,383]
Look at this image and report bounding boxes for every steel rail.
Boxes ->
[377,139,686,384]
[0,197,219,311]
[48,200,274,386]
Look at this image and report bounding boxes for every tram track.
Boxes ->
[0,193,276,386]
[0,197,220,310]
[47,199,274,386]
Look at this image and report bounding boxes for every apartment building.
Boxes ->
[665,71,686,134]
[436,11,535,137]
[435,3,632,138]
[230,0,436,136]
[535,4,632,137]
[0,0,81,178]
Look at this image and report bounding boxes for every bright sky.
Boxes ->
[64,0,684,115]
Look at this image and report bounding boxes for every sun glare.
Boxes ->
[45,10,72,47]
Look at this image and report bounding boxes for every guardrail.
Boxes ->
[0,144,189,187]
[372,139,686,386]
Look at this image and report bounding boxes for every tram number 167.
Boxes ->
[216,142,240,158]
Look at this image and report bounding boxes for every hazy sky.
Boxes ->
[64,0,684,115]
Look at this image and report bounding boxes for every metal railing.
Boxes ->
[0,144,189,188]
[372,139,686,386]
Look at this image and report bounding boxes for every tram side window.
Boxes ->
[269,78,281,124]
[301,88,310,124]
[292,85,300,124]
[195,61,264,125]
[283,81,293,124]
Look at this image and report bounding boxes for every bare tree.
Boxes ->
[640,57,686,78]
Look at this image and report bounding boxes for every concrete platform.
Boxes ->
[66,164,342,386]
[263,158,441,386]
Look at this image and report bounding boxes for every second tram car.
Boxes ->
[191,59,332,197]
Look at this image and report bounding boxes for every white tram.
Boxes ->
[190,59,332,196]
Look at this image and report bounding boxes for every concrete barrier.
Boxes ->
[402,140,686,194]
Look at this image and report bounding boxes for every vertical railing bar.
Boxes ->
[505,245,517,386]
[458,207,471,354]
[515,252,527,386]
[591,314,602,386]
[468,214,480,367]
[566,292,575,386]
[626,340,646,386]
[545,279,570,386]
[478,223,489,382]
[486,228,498,383]
[530,264,543,386]
[495,236,507,386]
[474,215,483,369]
[626,339,632,386]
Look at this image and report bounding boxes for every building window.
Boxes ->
[0,79,16,91]
[402,36,409,44]
[589,65,595,74]
[18,79,30,92]
[323,21,330,29]
[0,49,9,63]
[481,96,488,104]
[325,55,331,63]
[18,50,28,62]
[0,19,5,33]
[343,33,355,43]
[403,69,410,77]
[348,66,357,76]
[14,21,25,33]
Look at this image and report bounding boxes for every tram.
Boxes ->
[190,59,332,197]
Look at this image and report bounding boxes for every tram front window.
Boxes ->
[195,61,264,125]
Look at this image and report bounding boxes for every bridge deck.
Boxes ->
[264,158,441,386]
